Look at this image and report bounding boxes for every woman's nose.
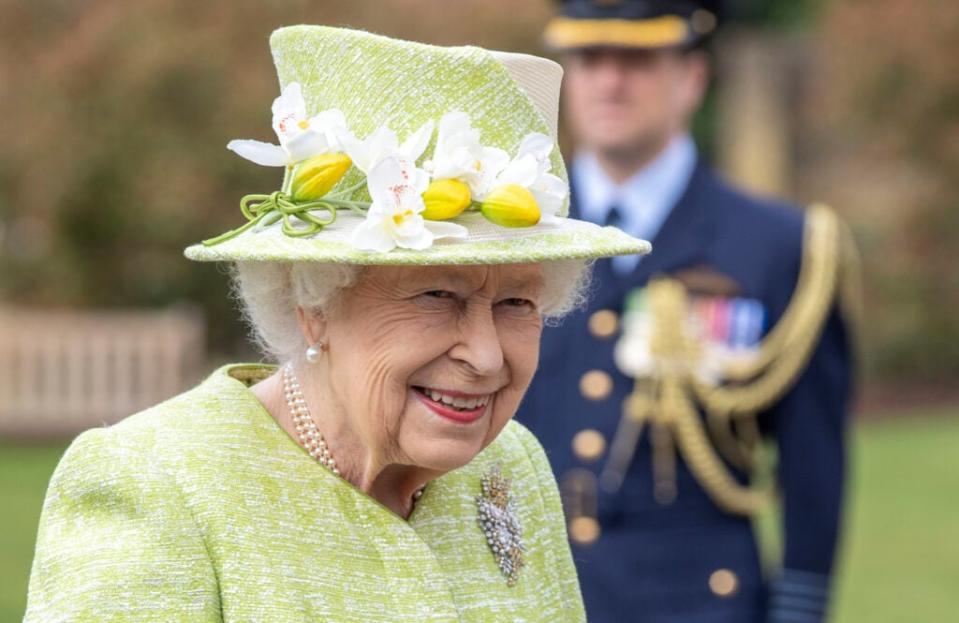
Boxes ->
[449,306,504,376]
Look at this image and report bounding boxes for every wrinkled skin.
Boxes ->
[255,263,544,517]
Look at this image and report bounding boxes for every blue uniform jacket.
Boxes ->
[518,160,853,623]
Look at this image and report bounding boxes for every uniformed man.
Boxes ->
[517,2,858,622]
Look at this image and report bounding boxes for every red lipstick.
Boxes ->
[413,388,489,424]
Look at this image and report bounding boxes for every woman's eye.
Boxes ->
[500,297,534,309]
[423,290,454,299]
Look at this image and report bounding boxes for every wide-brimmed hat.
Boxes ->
[185,25,650,265]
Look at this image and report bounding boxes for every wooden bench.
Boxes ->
[0,306,205,438]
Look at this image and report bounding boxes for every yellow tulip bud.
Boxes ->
[480,184,541,228]
[421,179,472,220]
[290,153,352,201]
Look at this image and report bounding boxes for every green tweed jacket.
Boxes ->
[25,364,585,622]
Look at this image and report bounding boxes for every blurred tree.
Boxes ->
[800,0,959,382]
[0,0,554,359]
[728,0,819,28]
[692,0,816,171]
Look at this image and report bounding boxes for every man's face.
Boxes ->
[563,47,707,159]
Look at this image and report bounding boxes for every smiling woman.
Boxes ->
[245,263,564,516]
[24,25,648,623]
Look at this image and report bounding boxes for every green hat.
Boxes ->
[185,25,650,265]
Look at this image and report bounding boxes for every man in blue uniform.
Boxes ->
[518,2,858,622]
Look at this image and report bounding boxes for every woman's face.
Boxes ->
[315,263,544,473]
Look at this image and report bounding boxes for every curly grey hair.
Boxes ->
[232,261,592,363]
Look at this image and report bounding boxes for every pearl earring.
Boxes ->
[305,339,327,363]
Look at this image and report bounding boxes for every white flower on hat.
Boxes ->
[227,82,347,166]
[337,121,434,188]
[350,155,468,252]
[425,112,510,199]
[491,132,568,224]
[418,112,511,221]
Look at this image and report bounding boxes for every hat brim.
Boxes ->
[184,211,650,265]
[543,16,697,51]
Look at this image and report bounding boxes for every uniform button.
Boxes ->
[569,516,601,545]
[572,429,607,462]
[708,569,739,598]
[588,309,619,339]
[579,369,613,401]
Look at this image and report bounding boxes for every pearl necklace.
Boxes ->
[283,362,340,475]
[281,362,425,506]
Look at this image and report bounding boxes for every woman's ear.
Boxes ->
[295,305,328,349]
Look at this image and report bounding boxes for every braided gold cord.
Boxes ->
[733,416,762,459]
[599,205,855,515]
[691,205,841,418]
[706,410,757,471]
[626,280,771,514]
[715,204,839,383]
[677,205,846,512]
[667,382,770,514]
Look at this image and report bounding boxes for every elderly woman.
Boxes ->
[25,26,648,622]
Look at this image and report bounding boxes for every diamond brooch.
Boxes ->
[476,464,525,586]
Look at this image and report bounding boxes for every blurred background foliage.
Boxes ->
[0,0,956,384]
[0,0,568,360]
[799,0,959,385]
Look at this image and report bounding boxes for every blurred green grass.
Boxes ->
[756,409,959,622]
[1,442,69,622]
[832,411,959,622]
[2,411,958,621]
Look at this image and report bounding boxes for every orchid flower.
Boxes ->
[337,121,434,191]
[350,156,468,252]
[491,132,568,224]
[425,112,510,200]
[227,82,347,166]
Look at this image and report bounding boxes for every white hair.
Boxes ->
[231,260,593,363]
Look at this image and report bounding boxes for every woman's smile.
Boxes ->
[412,385,494,424]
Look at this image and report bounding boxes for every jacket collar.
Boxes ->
[570,159,715,284]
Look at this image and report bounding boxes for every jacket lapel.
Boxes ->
[631,160,714,284]
[568,159,715,290]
